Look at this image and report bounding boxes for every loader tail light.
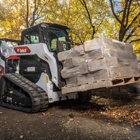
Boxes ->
[8,56,20,60]
[14,46,31,53]
[0,65,4,77]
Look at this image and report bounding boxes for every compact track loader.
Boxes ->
[0,22,139,113]
[0,23,93,112]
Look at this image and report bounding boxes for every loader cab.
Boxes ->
[21,22,71,53]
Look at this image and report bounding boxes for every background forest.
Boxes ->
[0,0,139,55]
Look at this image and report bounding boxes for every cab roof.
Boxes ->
[22,22,70,33]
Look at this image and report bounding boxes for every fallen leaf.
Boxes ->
[20,135,23,139]
[42,112,54,116]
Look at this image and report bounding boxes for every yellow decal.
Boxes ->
[46,76,49,83]
[9,91,13,94]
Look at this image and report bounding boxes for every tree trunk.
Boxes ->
[119,26,126,41]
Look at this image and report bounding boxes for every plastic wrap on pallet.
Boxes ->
[62,50,136,69]
[87,57,135,72]
[59,37,136,68]
[65,68,115,86]
[138,63,140,71]
[137,55,140,71]
[84,37,134,51]
[103,48,136,59]
[92,69,109,81]
[83,37,115,52]
[66,73,94,87]
[88,57,117,72]
[61,62,88,78]
[109,66,140,78]
[137,55,140,62]
[87,48,103,60]
[124,59,138,69]
[108,67,122,78]
[131,68,140,77]
[58,37,140,88]
[121,67,135,77]
[62,48,104,68]
[62,54,89,68]
[66,77,77,87]
[83,37,135,56]
[58,45,85,62]
[65,65,140,87]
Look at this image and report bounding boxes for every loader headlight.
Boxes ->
[41,23,49,28]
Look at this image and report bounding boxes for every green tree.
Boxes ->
[45,0,110,43]
[0,0,110,44]
[0,0,51,39]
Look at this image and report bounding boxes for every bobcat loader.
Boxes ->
[0,23,93,112]
[0,22,139,113]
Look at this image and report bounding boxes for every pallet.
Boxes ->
[62,76,140,94]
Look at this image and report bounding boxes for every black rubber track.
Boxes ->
[0,73,49,113]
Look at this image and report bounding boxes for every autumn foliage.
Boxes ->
[0,0,139,54]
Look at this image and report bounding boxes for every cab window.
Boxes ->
[44,29,68,52]
[24,30,39,44]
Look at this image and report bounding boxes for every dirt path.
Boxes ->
[0,97,140,140]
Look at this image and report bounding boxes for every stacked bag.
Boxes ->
[58,37,140,87]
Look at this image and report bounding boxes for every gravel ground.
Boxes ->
[0,97,140,140]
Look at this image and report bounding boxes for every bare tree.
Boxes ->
[79,0,109,40]
[24,0,50,28]
[79,0,95,39]
[109,0,140,43]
